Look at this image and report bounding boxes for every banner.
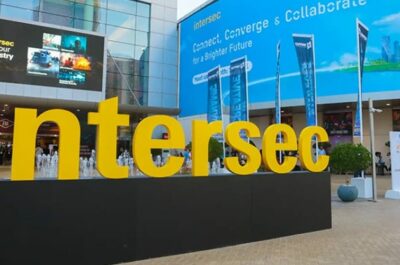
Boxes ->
[275,41,281,125]
[293,34,317,126]
[207,66,224,143]
[229,57,248,123]
[390,132,400,191]
[354,19,369,138]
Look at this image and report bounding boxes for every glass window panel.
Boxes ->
[134,46,149,61]
[74,19,105,33]
[74,3,106,23]
[107,41,134,59]
[135,31,149,46]
[106,9,135,29]
[107,25,135,44]
[1,0,40,10]
[107,88,135,105]
[106,72,123,90]
[132,61,149,76]
[74,0,107,9]
[107,57,135,75]
[136,16,149,32]
[41,12,74,27]
[140,61,149,76]
[107,0,136,14]
[162,93,177,108]
[136,2,150,18]
[41,0,74,17]
[0,6,39,21]
[135,75,149,92]
[107,73,137,90]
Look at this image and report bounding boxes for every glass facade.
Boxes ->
[0,0,151,106]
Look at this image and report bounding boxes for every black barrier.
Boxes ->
[0,172,331,265]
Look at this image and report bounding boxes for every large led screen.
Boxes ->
[179,0,400,117]
[0,18,104,91]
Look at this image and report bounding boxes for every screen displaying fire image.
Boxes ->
[0,18,104,91]
[60,53,91,71]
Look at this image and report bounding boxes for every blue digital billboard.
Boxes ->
[179,0,400,118]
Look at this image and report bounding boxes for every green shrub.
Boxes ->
[330,143,371,174]
[185,138,223,163]
[208,138,223,163]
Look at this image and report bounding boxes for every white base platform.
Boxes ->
[351,177,372,199]
[220,168,232,174]
[385,190,400,200]
[210,168,232,175]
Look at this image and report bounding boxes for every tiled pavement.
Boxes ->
[1,167,399,265]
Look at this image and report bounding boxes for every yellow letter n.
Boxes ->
[11,108,80,181]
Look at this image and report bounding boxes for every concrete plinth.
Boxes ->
[385,190,400,200]
[351,177,373,199]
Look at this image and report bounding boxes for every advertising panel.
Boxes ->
[207,66,224,142]
[293,34,317,126]
[0,18,104,91]
[207,66,223,123]
[229,57,248,123]
[179,0,400,118]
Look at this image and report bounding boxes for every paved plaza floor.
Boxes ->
[1,167,399,264]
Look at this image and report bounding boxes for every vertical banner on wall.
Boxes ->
[207,66,224,143]
[230,57,249,140]
[230,57,249,121]
[354,19,369,139]
[293,34,317,126]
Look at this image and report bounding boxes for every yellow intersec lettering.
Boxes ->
[11,108,80,181]
[299,126,330,172]
[88,97,129,179]
[133,115,185,178]
[0,39,14,47]
[224,121,261,175]
[191,120,223,176]
[9,97,330,181]
[262,124,297,174]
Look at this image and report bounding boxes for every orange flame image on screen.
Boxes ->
[74,56,91,71]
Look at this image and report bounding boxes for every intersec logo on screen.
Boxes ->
[0,39,15,61]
